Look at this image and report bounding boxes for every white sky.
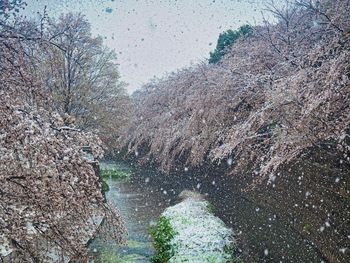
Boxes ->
[24,0,269,93]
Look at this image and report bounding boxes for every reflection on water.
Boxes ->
[90,162,174,262]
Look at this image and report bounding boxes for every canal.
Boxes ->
[90,160,324,262]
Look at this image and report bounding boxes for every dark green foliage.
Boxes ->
[99,167,131,193]
[100,168,131,181]
[149,216,176,263]
[303,223,313,234]
[224,242,244,263]
[206,201,216,214]
[101,179,110,193]
[209,25,252,64]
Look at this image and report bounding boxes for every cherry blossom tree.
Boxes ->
[39,13,132,153]
[0,4,125,262]
[122,4,349,261]
[124,0,350,184]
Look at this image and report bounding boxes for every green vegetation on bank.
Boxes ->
[150,196,240,262]
[206,201,216,214]
[95,249,121,263]
[99,164,132,193]
[101,179,110,193]
[149,216,177,263]
[95,249,145,263]
[100,167,132,181]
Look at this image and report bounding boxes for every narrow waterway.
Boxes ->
[91,160,325,263]
[89,162,174,262]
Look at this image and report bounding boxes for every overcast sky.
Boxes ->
[24,0,269,93]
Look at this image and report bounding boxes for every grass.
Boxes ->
[100,167,131,181]
[148,216,177,263]
[224,242,244,263]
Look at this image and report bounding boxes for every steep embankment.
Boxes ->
[123,1,350,262]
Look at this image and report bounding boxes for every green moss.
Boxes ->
[206,202,216,214]
[95,250,121,263]
[118,254,146,262]
[101,179,110,193]
[126,239,149,249]
[95,250,145,263]
[303,223,313,234]
[100,168,131,181]
[149,216,176,263]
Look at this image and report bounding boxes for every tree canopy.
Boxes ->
[0,5,125,262]
[124,0,350,183]
[208,25,252,64]
[40,13,132,153]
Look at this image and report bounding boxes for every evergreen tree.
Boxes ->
[209,25,252,64]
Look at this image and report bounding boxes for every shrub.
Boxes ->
[149,216,176,263]
[101,179,110,193]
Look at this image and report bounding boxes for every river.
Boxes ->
[90,160,325,263]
